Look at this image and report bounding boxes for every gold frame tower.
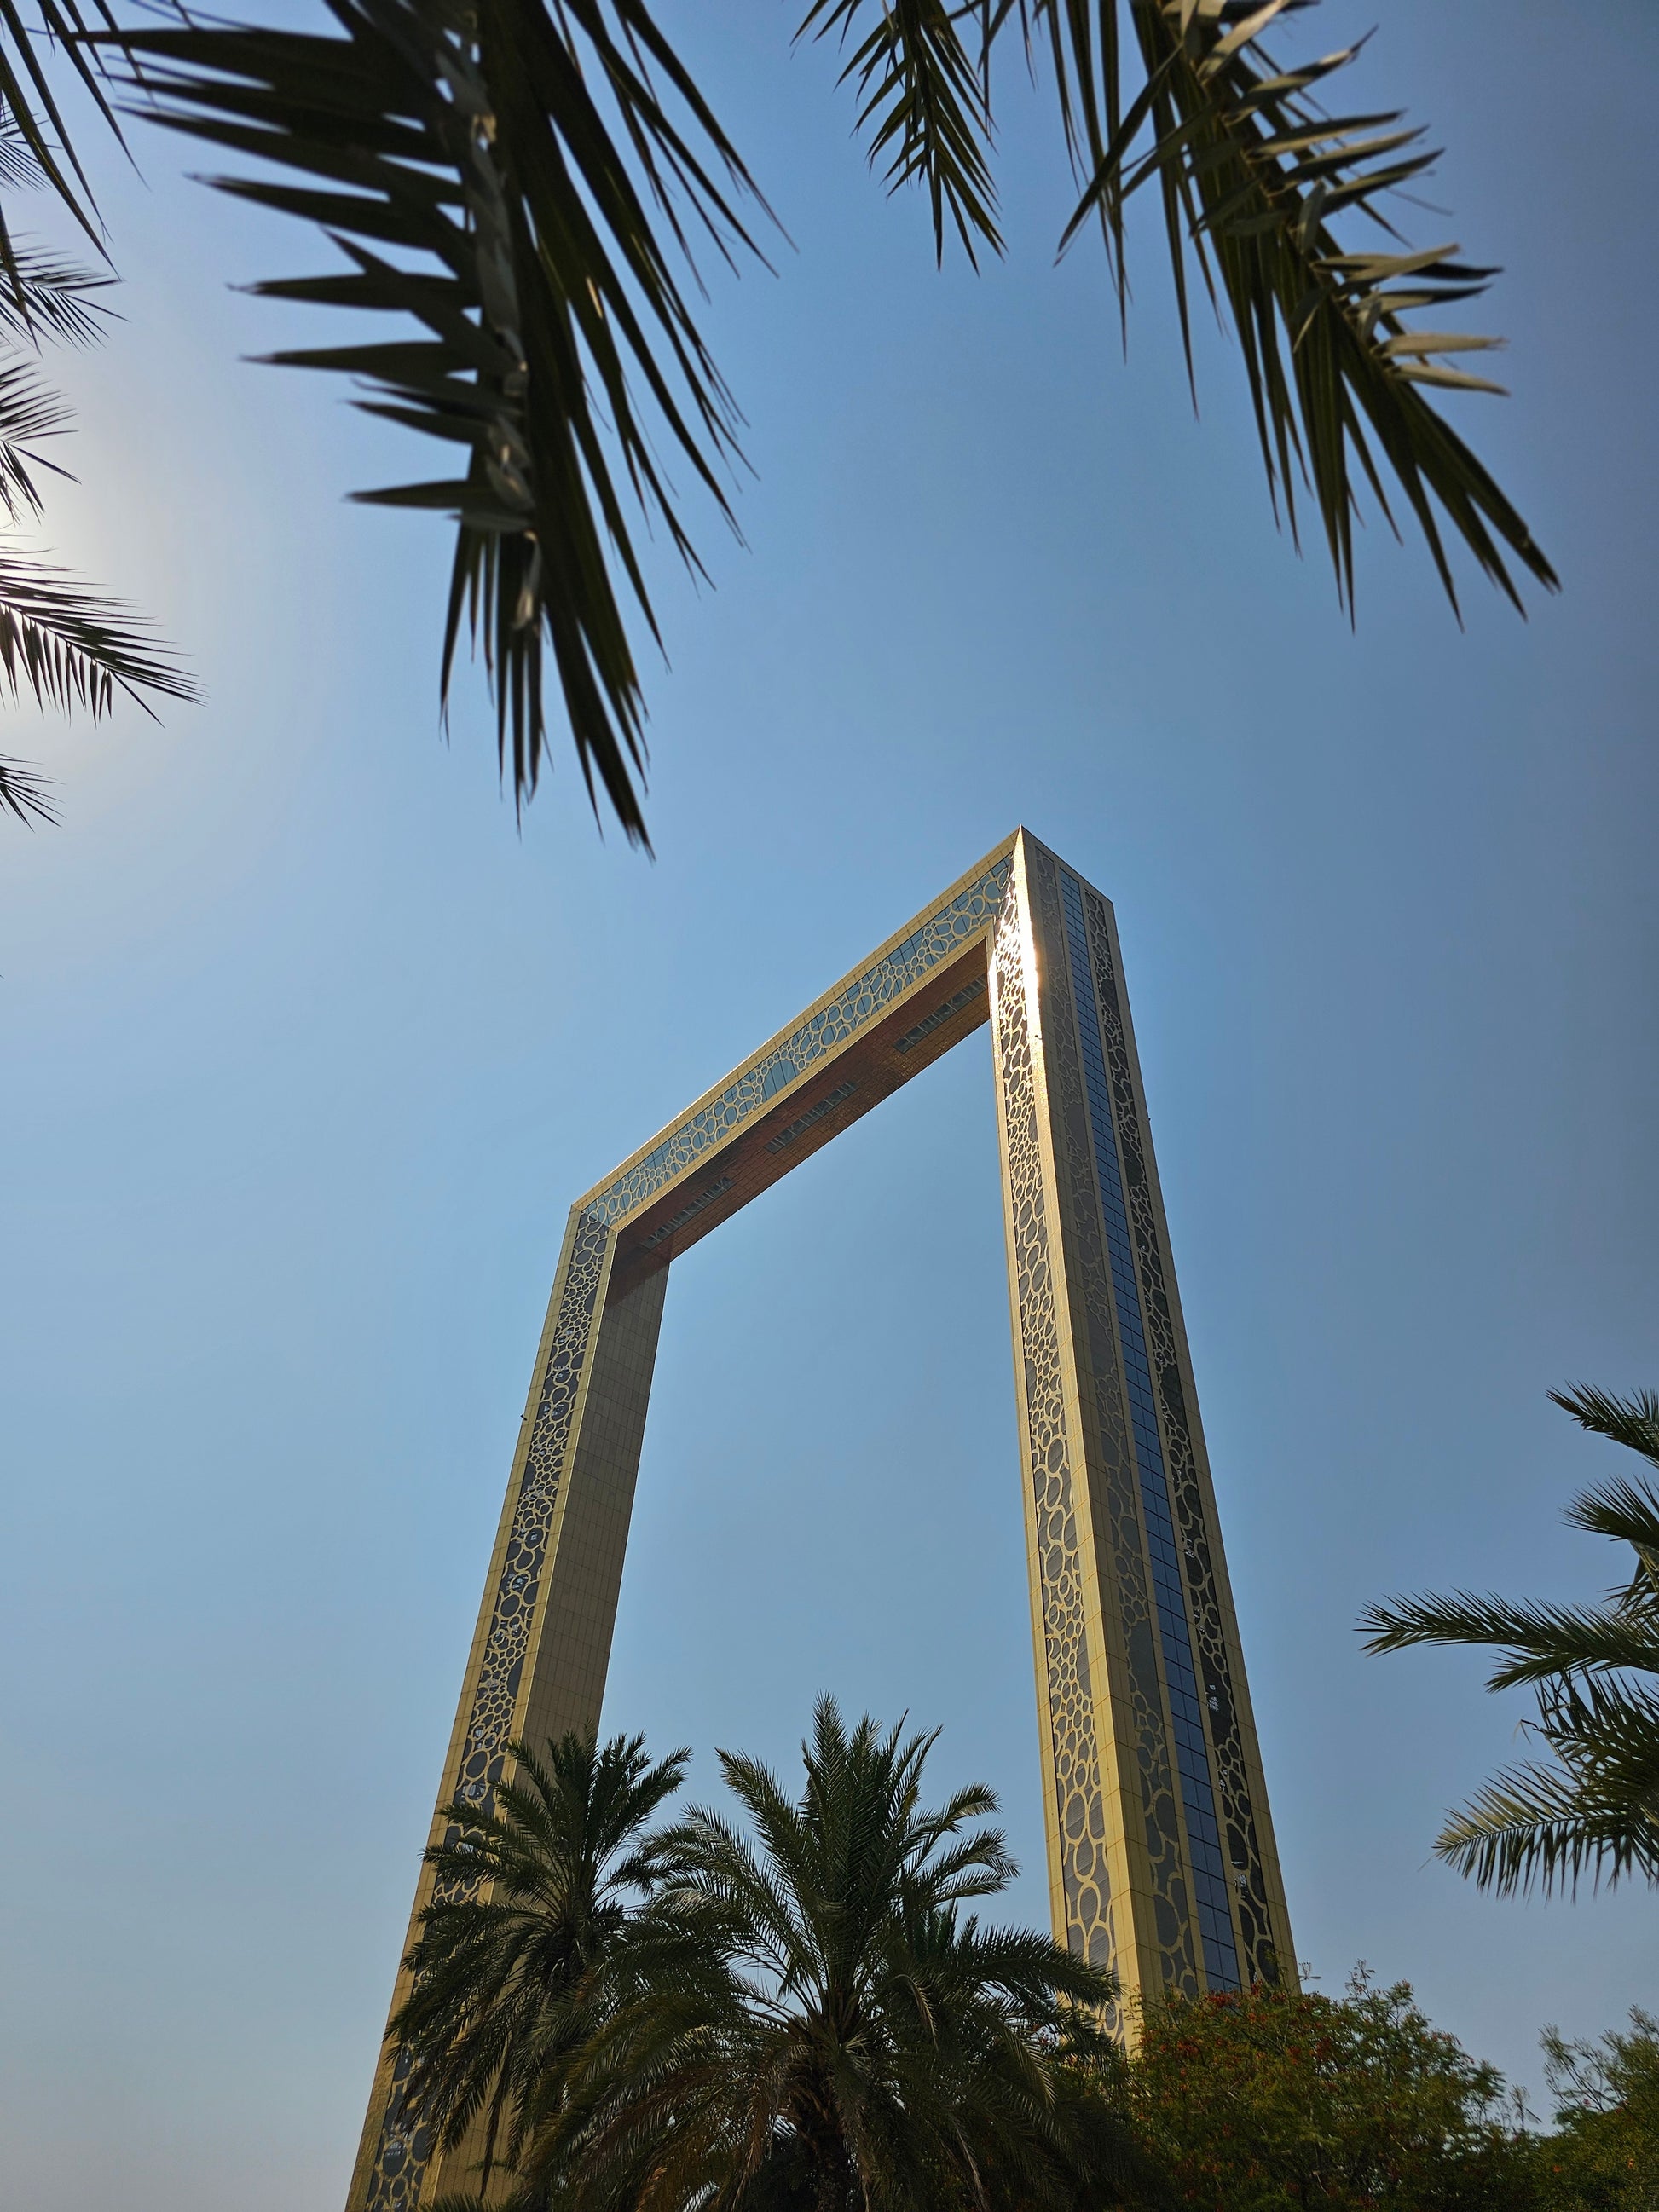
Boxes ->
[349,829,1293,2212]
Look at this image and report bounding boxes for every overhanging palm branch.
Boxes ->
[0,1,129,286]
[0,231,114,524]
[0,239,113,347]
[113,0,769,844]
[799,0,1002,265]
[0,551,197,717]
[1361,1383,1659,1897]
[0,355,72,517]
[824,0,1556,614]
[1553,1382,1659,1470]
[0,149,194,821]
[110,0,1552,844]
[0,748,55,821]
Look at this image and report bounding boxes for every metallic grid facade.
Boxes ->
[346,830,1293,2212]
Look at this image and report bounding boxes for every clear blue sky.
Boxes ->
[3,3,1656,2204]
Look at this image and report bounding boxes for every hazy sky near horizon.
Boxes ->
[3,3,1656,2205]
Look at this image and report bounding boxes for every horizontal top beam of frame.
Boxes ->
[583,835,1020,1302]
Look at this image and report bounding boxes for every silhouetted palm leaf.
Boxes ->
[1361,1589,1659,1695]
[0,552,197,716]
[112,0,1553,843]
[0,240,113,347]
[799,0,1001,264]
[0,136,192,823]
[1553,1383,1659,1473]
[116,0,768,843]
[0,0,128,285]
[0,748,55,820]
[0,355,72,517]
[1363,1384,1659,1897]
[825,0,1555,613]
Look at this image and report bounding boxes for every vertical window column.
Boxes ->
[1059,875,1241,1992]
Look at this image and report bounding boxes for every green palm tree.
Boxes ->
[540,1697,1144,2212]
[1361,1384,1659,1898]
[90,0,1555,846]
[389,1728,689,2196]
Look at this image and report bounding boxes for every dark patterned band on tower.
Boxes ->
[1023,845,1199,1996]
[1080,886,1282,1989]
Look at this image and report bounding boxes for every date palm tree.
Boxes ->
[533,1697,1146,2212]
[1361,1385,1659,1898]
[390,1727,690,2196]
[87,0,1557,846]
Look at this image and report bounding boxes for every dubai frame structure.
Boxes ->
[350,828,1293,2212]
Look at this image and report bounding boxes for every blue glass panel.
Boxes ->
[1059,873,1242,1995]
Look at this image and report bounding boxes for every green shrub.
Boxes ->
[1128,1968,1539,2212]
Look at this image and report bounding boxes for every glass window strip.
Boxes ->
[1059,873,1242,1994]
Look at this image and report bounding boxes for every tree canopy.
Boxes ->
[1130,1969,1538,2212]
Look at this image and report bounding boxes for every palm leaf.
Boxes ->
[0,355,73,519]
[0,552,196,716]
[1359,1589,1659,1693]
[1552,1383,1659,1473]
[824,0,1554,611]
[391,1730,690,2186]
[1435,1676,1659,1897]
[0,748,55,821]
[0,240,113,348]
[0,0,130,292]
[798,0,1001,264]
[545,1697,1125,2212]
[1367,1381,1659,1897]
[115,0,769,844]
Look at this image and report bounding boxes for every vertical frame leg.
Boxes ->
[345,1218,667,2212]
[991,833,1293,2015]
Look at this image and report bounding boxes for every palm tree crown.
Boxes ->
[391,1728,689,2192]
[1361,1384,1659,1898]
[546,1697,1137,2212]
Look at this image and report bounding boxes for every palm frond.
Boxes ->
[1031,0,1553,611]
[1359,1589,1659,1692]
[1367,1379,1659,1897]
[1566,1473,1659,1558]
[817,0,1552,608]
[1435,1729,1659,1899]
[0,357,75,519]
[0,748,56,821]
[0,0,130,281]
[797,0,1001,264]
[1552,1383,1659,1473]
[0,111,39,191]
[116,0,769,844]
[0,241,113,347]
[0,551,196,717]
